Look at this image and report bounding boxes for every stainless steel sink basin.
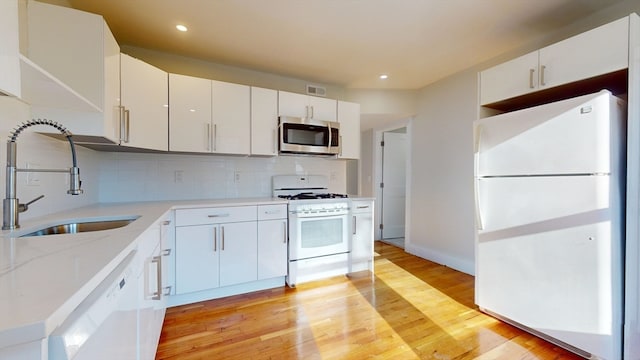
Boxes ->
[21,217,139,237]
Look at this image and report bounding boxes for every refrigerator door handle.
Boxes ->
[474,178,484,231]
[474,124,484,230]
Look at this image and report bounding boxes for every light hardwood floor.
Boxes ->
[156,242,582,359]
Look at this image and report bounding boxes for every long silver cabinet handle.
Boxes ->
[206,123,211,151]
[221,226,225,250]
[540,65,546,86]
[529,68,535,89]
[283,221,287,243]
[208,214,230,218]
[124,109,130,143]
[151,255,162,300]
[119,105,126,142]
[213,124,217,151]
[353,216,356,235]
[213,227,217,252]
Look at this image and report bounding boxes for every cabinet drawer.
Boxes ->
[258,204,288,220]
[175,206,257,226]
[351,200,373,214]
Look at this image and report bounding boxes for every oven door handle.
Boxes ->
[290,211,349,218]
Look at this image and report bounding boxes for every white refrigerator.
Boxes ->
[474,90,626,359]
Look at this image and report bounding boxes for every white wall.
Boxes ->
[98,152,346,202]
[0,97,100,223]
[403,2,640,275]
[405,69,477,274]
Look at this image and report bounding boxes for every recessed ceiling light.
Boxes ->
[176,24,188,32]
[379,74,388,80]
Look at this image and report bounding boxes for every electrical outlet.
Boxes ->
[174,170,184,183]
[234,171,240,182]
[26,163,40,186]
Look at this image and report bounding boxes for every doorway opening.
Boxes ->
[374,119,411,249]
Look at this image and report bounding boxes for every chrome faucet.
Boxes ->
[2,119,83,230]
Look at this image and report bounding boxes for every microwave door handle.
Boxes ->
[327,122,332,153]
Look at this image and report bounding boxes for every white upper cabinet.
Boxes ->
[169,75,250,155]
[251,86,279,156]
[169,73,212,153]
[337,100,361,159]
[0,0,20,97]
[278,90,337,121]
[480,51,539,106]
[120,54,168,151]
[24,0,114,112]
[538,17,628,90]
[27,0,121,144]
[211,80,250,155]
[480,16,630,105]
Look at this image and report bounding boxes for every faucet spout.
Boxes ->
[2,119,83,230]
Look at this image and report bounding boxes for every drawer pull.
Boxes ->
[208,214,230,218]
[161,249,171,256]
[356,205,370,209]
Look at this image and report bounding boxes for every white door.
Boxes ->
[169,74,212,152]
[476,91,622,177]
[120,54,168,151]
[381,131,406,239]
[211,80,250,154]
[476,175,622,360]
[175,225,220,294]
[257,219,288,279]
[218,221,257,286]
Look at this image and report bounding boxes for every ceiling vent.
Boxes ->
[306,84,326,97]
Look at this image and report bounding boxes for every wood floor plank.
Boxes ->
[156,242,583,359]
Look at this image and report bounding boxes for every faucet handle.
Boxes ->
[68,167,83,195]
[18,194,45,213]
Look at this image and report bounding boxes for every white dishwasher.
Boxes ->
[49,250,138,360]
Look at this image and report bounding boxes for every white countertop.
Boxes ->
[0,198,286,349]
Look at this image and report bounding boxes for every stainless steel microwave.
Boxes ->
[279,116,340,156]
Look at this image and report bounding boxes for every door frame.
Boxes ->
[372,117,412,244]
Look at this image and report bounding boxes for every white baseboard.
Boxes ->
[404,243,475,276]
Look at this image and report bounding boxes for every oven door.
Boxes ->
[289,211,350,260]
[279,117,340,155]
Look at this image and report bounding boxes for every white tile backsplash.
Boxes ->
[1,97,347,215]
[98,152,347,203]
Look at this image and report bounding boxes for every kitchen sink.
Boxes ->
[20,216,139,237]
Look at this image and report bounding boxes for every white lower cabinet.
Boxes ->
[137,219,166,360]
[351,200,374,273]
[174,206,258,295]
[257,204,288,279]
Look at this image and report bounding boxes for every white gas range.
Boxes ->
[273,175,351,287]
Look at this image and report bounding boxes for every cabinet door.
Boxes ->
[138,232,164,360]
[308,96,337,121]
[169,73,212,152]
[120,54,168,151]
[160,215,175,296]
[351,201,374,272]
[251,86,278,156]
[258,219,288,279]
[337,100,361,159]
[278,90,309,117]
[0,0,20,97]
[539,16,628,90]
[175,225,220,294]
[479,51,539,105]
[219,221,257,286]
[212,80,250,155]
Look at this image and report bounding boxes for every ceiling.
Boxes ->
[62,0,626,90]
